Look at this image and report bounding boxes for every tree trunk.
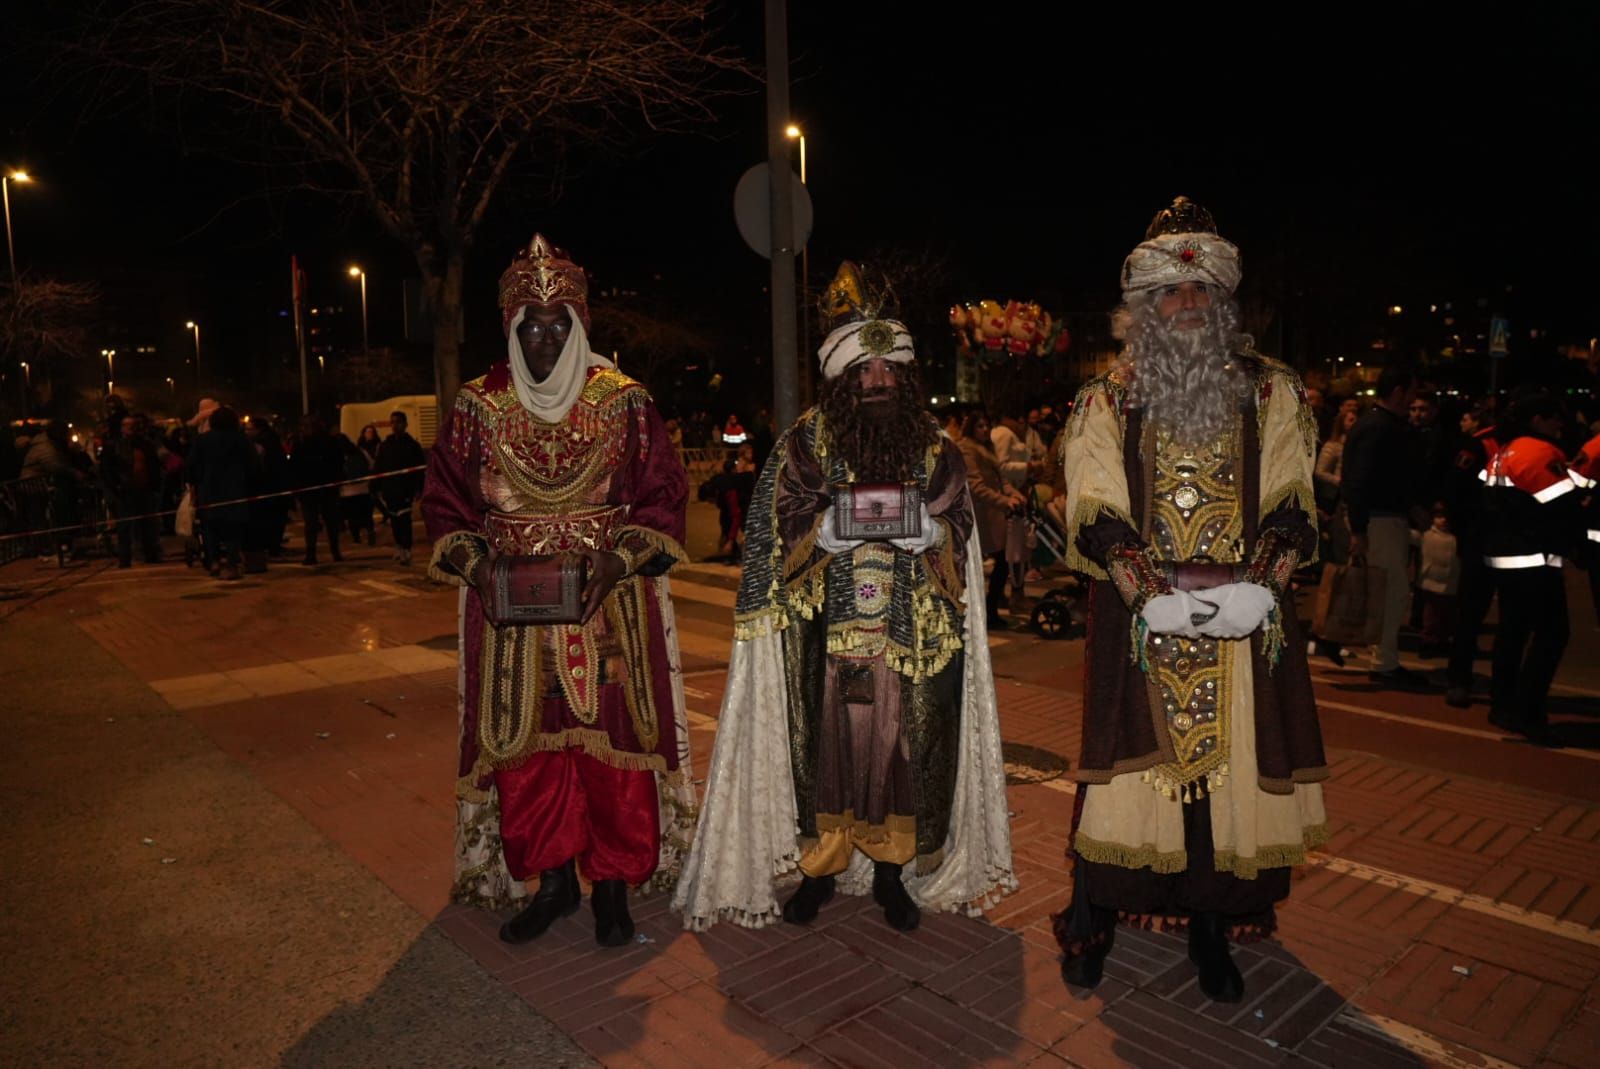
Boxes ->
[430,251,466,410]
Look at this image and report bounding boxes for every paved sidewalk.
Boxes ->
[4,504,1599,1067]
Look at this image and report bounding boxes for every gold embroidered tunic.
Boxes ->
[422,362,691,788]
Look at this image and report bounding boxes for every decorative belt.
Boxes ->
[1485,553,1564,570]
[484,504,629,556]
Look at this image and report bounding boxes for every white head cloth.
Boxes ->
[1121,232,1242,298]
[817,318,916,381]
[506,305,613,422]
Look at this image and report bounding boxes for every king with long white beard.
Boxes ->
[1052,198,1329,1004]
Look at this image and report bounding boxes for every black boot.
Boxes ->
[872,861,920,932]
[591,879,636,948]
[780,874,835,925]
[499,859,580,945]
[1188,912,1245,1002]
[1060,930,1114,990]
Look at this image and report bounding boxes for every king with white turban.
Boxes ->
[674,262,1015,933]
[1052,198,1328,1004]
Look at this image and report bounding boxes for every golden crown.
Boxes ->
[498,233,588,315]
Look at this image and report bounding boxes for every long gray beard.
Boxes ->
[1123,295,1251,446]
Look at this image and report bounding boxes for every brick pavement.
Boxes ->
[9,523,1600,1068]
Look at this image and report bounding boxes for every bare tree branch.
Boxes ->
[66,0,754,403]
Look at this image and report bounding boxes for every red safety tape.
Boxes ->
[0,464,429,543]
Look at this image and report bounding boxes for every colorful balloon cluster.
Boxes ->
[949,300,1070,359]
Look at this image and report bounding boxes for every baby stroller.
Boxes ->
[1020,491,1086,640]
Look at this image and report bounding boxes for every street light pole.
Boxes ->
[186,321,201,388]
[349,265,369,357]
[3,171,33,287]
[765,0,800,430]
[785,124,812,408]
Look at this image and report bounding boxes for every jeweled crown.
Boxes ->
[1145,196,1219,239]
[498,234,589,328]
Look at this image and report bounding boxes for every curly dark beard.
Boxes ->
[818,365,939,482]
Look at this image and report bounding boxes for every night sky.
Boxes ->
[3,3,1597,417]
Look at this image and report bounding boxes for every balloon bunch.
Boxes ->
[949,300,1070,360]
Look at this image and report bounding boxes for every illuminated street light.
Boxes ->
[348,265,369,357]
[784,124,811,401]
[783,124,806,185]
[2,169,33,286]
[185,321,201,386]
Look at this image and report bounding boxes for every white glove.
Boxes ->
[1139,590,1215,638]
[816,506,864,555]
[889,505,943,554]
[1192,582,1276,639]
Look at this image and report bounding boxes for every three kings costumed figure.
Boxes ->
[1053,198,1329,1002]
[674,263,1015,932]
[422,235,695,948]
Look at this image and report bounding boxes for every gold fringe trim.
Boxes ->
[427,530,488,586]
[1072,832,1188,874]
[1214,823,1330,879]
[611,524,689,574]
[733,555,831,641]
[1259,765,1332,793]
[784,513,824,577]
[479,726,668,774]
[1259,479,1315,524]
[1066,496,1136,579]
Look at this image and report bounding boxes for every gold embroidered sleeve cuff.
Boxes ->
[429,531,490,587]
[611,525,688,579]
[1105,541,1173,614]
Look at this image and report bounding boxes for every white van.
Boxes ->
[338,395,440,448]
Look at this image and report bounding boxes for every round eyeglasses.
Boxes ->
[519,319,572,344]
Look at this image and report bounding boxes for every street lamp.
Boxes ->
[348,265,369,357]
[2,169,33,287]
[785,124,810,402]
[784,124,806,185]
[165,376,175,397]
[102,348,116,395]
[185,321,201,386]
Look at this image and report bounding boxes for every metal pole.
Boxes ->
[292,258,310,415]
[2,178,16,287]
[798,134,811,409]
[360,271,370,357]
[765,0,799,430]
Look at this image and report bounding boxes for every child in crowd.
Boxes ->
[1416,504,1460,659]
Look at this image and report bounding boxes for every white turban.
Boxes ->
[1121,232,1242,297]
[817,318,915,381]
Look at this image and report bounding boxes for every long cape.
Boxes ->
[672,522,1016,929]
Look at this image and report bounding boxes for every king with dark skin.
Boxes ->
[464,304,626,623]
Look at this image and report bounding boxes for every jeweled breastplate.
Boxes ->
[1149,431,1244,565]
[1145,428,1245,799]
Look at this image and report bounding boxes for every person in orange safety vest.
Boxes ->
[1479,392,1584,746]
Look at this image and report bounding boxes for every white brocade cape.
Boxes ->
[672,528,1017,929]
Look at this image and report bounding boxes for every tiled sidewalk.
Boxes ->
[20,546,1600,1068]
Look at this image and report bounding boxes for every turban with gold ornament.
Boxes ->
[1120,196,1242,298]
[815,261,916,381]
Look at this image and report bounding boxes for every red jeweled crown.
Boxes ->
[498,234,590,332]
